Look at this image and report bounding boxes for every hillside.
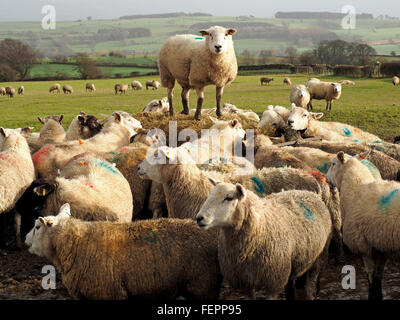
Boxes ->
[1,13,400,57]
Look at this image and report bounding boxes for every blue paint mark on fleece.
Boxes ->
[298,201,315,221]
[353,139,360,143]
[92,159,119,175]
[361,159,380,176]
[317,162,330,174]
[251,177,267,196]
[380,189,400,212]
[341,128,352,137]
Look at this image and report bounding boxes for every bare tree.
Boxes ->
[74,53,100,79]
[285,46,298,64]
[0,38,39,80]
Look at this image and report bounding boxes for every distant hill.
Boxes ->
[275,11,373,19]
[119,12,212,20]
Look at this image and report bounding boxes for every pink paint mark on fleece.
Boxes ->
[0,153,16,164]
[84,182,94,189]
[32,145,55,165]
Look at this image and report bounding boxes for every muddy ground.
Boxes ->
[1,247,400,300]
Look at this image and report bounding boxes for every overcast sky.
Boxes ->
[0,0,397,21]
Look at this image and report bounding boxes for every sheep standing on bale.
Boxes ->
[392,76,399,86]
[260,77,274,86]
[327,151,400,300]
[0,87,6,95]
[5,86,15,98]
[18,86,24,95]
[196,183,332,300]
[158,26,238,120]
[146,80,160,90]
[131,80,143,90]
[63,85,73,94]
[290,85,311,109]
[85,83,96,92]
[25,204,221,300]
[283,77,292,86]
[49,83,61,94]
[307,81,342,111]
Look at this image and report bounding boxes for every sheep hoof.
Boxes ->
[180,110,189,115]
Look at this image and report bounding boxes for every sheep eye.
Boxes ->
[332,163,335,166]
[303,114,307,117]
[224,196,234,202]
[35,225,40,230]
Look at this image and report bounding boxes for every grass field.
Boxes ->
[1,74,400,141]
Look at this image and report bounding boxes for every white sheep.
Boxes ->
[305,78,320,87]
[131,80,143,90]
[196,182,332,299]
[5,87,15,98]
[392,76,399,86]
[258,105,290,131]
[49,83,61,94]
[290,85,311,109]
[158,26,238,120]
[62,85,73,94]
[18,86,24,95]
[340,80,355,86]
[221,103,260,121]
[326,151,400,300]
[0,87,6,95]
[143,97,170,113]
[145,80,160,90]
[85,83,96,92]
[307,81,342,111]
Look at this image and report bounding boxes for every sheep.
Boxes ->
[392,76,399,86]
[85,83,96,92]
[143,97,170,113]
[283,77,292,86]
[221,103,260,121]
[340,80,355,86]
[49,83,61,94]
[196,183,332,300]
[294,140,400,181]
[28,115,66,153]
[258,105,291,135]
[0,129,35,247]
[114,84,121,94]
[131,80,143,90]
[17,86,24,95]
[260,77,273,86]
[65,112,103,141]
[145,80,160,90]
[158,26,238,120]
[32,111,142,178]
[287,105,383,143]
[0,87,6,95]
[5,86,15,98]
[117,84,129,94]
[305,78,320,87]
[62,85,73,94]
[326,151,400,300]
[15,152,133,240]
[290,85,311,109]
[25,204,220,300]
[306,81,342,111]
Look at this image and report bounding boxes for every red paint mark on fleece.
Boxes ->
[0,153,16,164]
[78,139,84,145]
[84,182,94,189]
[32,145,54,165]
[309,170,326,183]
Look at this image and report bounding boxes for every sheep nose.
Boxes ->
[196,216,204,224]
[288,120,294,126]
[215,45,222,51]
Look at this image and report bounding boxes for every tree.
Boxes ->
[259,50,269,64]
[0,64,17,82]
[298,50,316,65]
[351,43,377,65]
[391,51,397,56]
[0,38,39,80]
[74,53,100,79]
[285,46,298,64]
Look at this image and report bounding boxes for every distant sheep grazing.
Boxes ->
[18,86,24,95]
[117,84,129,94]
[290,84,311,109]
[340,80,355,86]
[327,152,400,300]
[5,87,15,98]
[49,83,61,94]
[145,80,160,90]
[307,81,342,111]
[131,80,143,90]
[62,85,73,94]
[0,87,6,95]
[392,76,399,86]
[25,205,221,300]
[283,77,292,86]
[260,77,274,86]
[158,26,238,119]
[85,83,96,92]
[196,183,332,300]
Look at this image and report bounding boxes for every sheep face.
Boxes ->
[258,108,284,129]
[196,181,246,230]
[25,204,71,257]
[199,26,236,55]
[105,111,142,137]
[326,152,347,189]
[331,83,342,93]
[287,105,323,131]
[78,114,103,137]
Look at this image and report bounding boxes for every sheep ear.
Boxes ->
[33,181,57,197]
[291,103,296,110]
[79,111,87,116]
[235,184,246,201]
[337,151,346,164]
[39,217,54,227]
[310,113,324,120]
[208,178,220,186]
[38,117,45,124]
[113,112,121,122]
[226,28,236,36]
[58,203,72,219]
[130,135,136,144]
[199,30,209,36]
[0,127,6,137]
[78,115,86,125]
[230,119,239,128]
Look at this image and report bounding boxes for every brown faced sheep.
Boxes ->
[145,80,160,90]
[327,152,400,300]
[5,86,15,98]
[196,184,332,300]
[260,77,274,86]
[307,81,342,111]
[85,83,96,92]
[25,205,220,300]
[49,83,61,94]
[283,77,292,86]
[65,112,103,141]
[62,85,73,94]
[159,26,238,119]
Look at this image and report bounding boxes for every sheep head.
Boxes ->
[199,26,236,55]
[287,105,323,131]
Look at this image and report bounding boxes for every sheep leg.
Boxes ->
[364,252,387,300]
[181,87,191,115]
[216,86,224,118]
[307,100,313,111]
[194,88,205,121]
[284,276,296,300]
[13,210,23,249]
[168,87,175,116]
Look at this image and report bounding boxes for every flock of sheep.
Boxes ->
[2,25,400,301]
